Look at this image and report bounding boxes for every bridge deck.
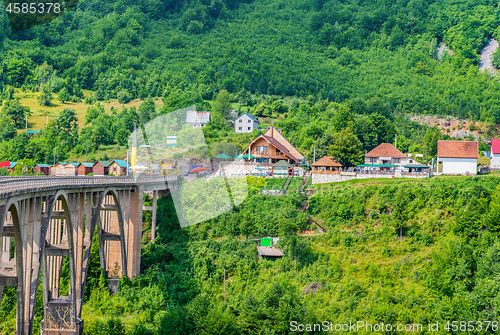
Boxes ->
[0,176,178,199]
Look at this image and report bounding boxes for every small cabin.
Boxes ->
[78,162,95,176]
[312,156,342,175]
[34,164,50,176]
[93,161,110,176]
[108,160,130,176]
[272,160,293,177]
[257,237,283,260]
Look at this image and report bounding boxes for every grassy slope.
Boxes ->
[12,91,164,132]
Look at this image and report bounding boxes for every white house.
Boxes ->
[491,139,500,169]
[186,111,210,128]
[437,140,478,175]
[234,113,259,133]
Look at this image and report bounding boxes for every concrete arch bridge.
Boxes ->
[0,175,177,335]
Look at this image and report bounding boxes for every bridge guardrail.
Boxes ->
[0,175,179,198]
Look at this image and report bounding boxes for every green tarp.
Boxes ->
[261,238,273,247]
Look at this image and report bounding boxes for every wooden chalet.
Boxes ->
[51,162,79,176]
[243,126,304,166]
[108,160,130,176]
[78,162,95,176]
[93,161,110,176]
[312,156,342,175]
[34,164,50,176]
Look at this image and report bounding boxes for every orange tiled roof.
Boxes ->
[437,140,478,158]
[365,143,406,158]
[312,156,342,167]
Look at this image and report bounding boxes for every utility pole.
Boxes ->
[53,143,57,165]
[313,147,316,164]
[223,268,226,301]
[131,120,137,174]
[395,134,397,149]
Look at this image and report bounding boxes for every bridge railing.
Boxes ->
[0,175,178,197]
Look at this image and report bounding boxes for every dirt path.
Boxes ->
[437,43,453,61]
[479,39,499,73]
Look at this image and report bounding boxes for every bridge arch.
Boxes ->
[41,191,79,333]
[0,199,24,333]
[94,187,128,279]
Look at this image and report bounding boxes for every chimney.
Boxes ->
[270,127,273,137]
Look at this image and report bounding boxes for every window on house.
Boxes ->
[248,127,251,130]
[370,157,376,163]
[394,158,400,163]
[239,127,242,130]
[256,146,269,152]
[239,119,242,123]
[248,120,251,123]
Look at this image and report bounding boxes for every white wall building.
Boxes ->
[234,113,259,133]
[437,140,478,175]
[491,139,500,169]
[186,111,210,128]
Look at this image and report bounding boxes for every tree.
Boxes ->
[117,90,132,104]
[37,84,53,106]
[330,102,354,132]
[58,87,71,103]
[212,90,232,120]
[138,97,156,124]
[0,113,17,141]
[395,134,410,153]
[56,108,79,150]
[115,128,129,146]
[369,113,396,145]
[327,128,364,167]
[84,103,105,125]
[354,115,377,152]
[423,127,441,156]
[2,99,30,128]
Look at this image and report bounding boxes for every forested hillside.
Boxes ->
[2,0,500,120]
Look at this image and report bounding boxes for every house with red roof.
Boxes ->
[437,140,478,175]
[491,139,500,169]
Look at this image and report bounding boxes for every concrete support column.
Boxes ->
[127,187,143,278]
[151,190,157,241]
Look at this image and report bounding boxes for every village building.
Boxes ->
[437,140,478,175]
[490,139,500,169]
[272,160,294,177]
[78,162,95,176]
[242,126,305,166]
[186,111,210,128]
[108,160,130,176]
[93,161,110,176]
[51,162,79,176]
[311,156,343,184]
[360,143,411,172]
[34,164,50,176]
[257,237,283,261]
[234,113,259,133]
